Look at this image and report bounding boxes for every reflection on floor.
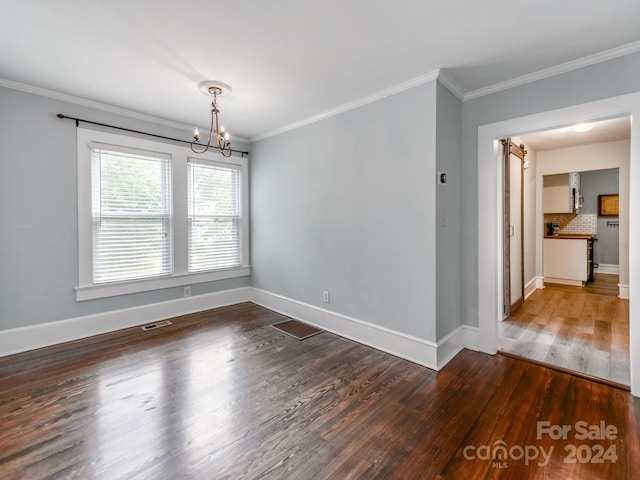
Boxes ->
[499,274,629,386]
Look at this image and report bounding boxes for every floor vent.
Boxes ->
[141,320,173,331]
[271,319,323,340]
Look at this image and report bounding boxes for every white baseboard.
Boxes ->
[544,277,583,287]
[524,277,538,299]
[462,325,480,351]
[0,287,251,357]
[250,287,448,370]
[595,264,619,275]
[436,327,464,370]
[619,284,630,299]
[535,276,545,289]
[2,285,476,373]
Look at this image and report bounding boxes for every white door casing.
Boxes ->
[477,92,640,397]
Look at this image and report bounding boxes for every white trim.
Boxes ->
[437,70,465,100]
[0,77,252,144]
[0,287,251,357]
[619,284,630,299]
[2,286,477,371]
[544,277,583,287]
[462,325,480,351]
[436,327,464,369]
[464,40,640,100]
[76,128,250,300]
[524,277,538,299]
[75,267,251,301]
[251,70,441,142]
[250,287,444,370]
[535,276,545,290]
[4,40,640,146]
[477,91,640,397]
[595,264,620,275]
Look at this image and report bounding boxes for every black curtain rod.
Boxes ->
[56,114,249,157]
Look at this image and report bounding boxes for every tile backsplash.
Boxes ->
[544,213,597,235]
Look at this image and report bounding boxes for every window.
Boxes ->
[92,145,173,283]
[76,128,249,301]
[188,160,242,272]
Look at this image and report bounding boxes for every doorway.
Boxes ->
[498,121,630,387]
[476,91,640,397]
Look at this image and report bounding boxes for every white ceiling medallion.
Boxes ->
[198,80,232,98]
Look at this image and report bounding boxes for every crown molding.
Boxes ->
[0,77,251,144]
[436,69,464,100]
[463,40,640,101]
[251,69,442,142]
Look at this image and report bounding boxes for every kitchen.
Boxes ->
[543,169,619,291]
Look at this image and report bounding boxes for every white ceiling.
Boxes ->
[2,0,640,142]
[518,116,631,152]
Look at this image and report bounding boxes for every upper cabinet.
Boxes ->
[543,173,579,213]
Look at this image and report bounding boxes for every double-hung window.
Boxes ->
[76,128,250,301]
[91,145,173,283]
[188,160,243,272]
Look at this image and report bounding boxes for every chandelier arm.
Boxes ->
[214,102,223,151]
[190,102,218,153]
[190,141,209,154]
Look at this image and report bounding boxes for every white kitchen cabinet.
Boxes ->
[543,173,573,213]
[543,238,587,286]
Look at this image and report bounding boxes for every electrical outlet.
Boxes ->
[323,290,330,303]
[184,286,191,297]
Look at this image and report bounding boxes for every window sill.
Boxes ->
[75,266,251,301]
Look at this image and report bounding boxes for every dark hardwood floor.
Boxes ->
[1,302,639,479]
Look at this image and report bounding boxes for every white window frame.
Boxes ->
[76,128,250,301]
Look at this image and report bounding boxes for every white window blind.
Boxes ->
[91,145,172,283]
[188,160,242,272]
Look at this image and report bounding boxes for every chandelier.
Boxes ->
[191,81,233,157]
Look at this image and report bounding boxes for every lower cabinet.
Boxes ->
[543,238,587,286]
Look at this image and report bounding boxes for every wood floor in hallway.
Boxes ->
[499,274,629,386]
[1,302,639,479]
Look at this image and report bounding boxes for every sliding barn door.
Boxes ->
[503,139,526,317]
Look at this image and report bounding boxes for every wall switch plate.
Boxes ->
[323,290,330,303]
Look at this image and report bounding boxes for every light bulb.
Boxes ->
[573,123,594,132]
[194,127,200,137]
[224,131,230,141]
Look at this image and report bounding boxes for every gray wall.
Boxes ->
[435,82,462,339]
[461,52,640,327]
[580,168,620,265]
[0,87,251,330]
[251,81,441,341]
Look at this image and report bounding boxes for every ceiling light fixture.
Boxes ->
[573,122,595,133]
[191,81,233,157]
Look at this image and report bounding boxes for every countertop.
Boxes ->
[544,234,595,240]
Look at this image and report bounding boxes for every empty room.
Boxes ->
[2,1,640,479]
